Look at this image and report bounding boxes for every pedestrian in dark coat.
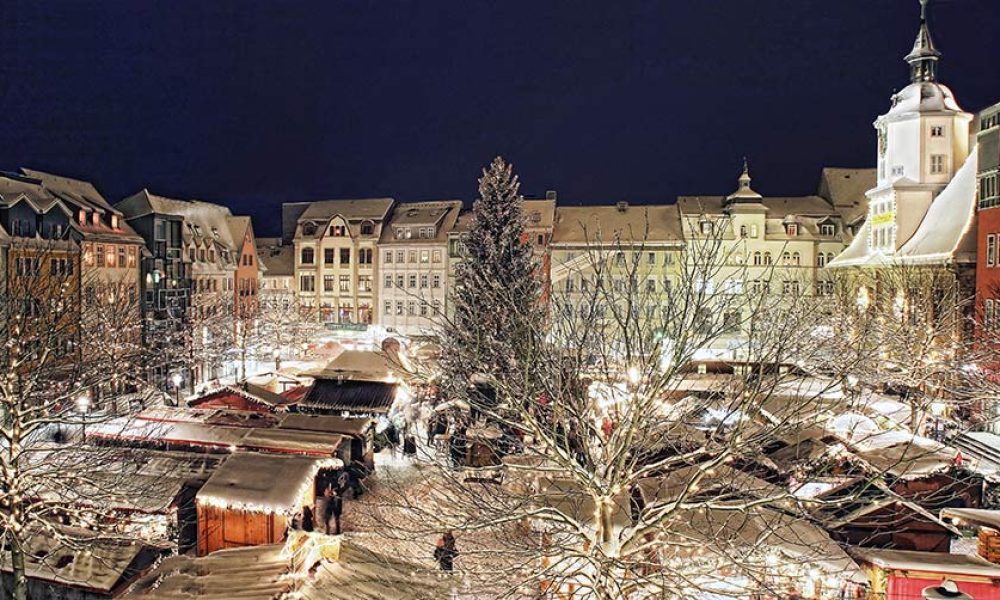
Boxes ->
[301,506,314,532]
[403,431,417,458]
[322,484,343,534]
[449,428,467,468]
[433,531,458,571]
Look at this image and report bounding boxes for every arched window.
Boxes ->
[753,252,762,266]
[739,225,748,238]
[360,220,375,236]
[782,252,790,265]
[764,252,772,266]
[301,247,315,264]
[827,252,835,265]
[792,252,800,266]
[817,253,826,267]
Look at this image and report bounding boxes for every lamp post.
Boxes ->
[76,392,91,440]
[273,348,282,372]
[171,372,183,406]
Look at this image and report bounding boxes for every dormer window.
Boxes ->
[111,215,119,229]
[785,223,798,236]
[302,222,317,236]
[820,223,835,237]
[330,224,347,237]
[360,221,374,236]
[92,213,100,226]
[78,210,87,225]
[405,228,412,239]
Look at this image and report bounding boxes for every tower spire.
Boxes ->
[726,156,761,203]
[906,0,941,83]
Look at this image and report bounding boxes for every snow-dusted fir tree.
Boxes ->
[441,156,543,391]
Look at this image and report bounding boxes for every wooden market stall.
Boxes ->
[195,453,342,556]
[849,547,1000,599]
[941,508,1000,565]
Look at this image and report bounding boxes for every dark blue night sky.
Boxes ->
[2,0,999,236]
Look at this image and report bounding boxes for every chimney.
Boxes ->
[546,190,557,201]
[616,201,629,212]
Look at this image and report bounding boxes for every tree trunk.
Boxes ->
[9,535,28,600]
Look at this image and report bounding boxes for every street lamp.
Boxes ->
[171,372,183,406]
[76,392,91,440]
[273,348,281,372]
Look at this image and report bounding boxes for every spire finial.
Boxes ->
[906,0,940,83]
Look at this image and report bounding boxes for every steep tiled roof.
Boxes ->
[818,168,876,225]
[256,237,295,277]
[379,200,462,244]
[551,203,684,245]
[298,198,394,222]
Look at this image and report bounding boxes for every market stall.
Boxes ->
[195,453,342,555]
[849,547,1000,599]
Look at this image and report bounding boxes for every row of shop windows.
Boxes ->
[84,243,138,269]
[383,298,441,317]
[300,247,374,266]
[384,273,441,289]
[383,249,443,264]
[299,274,373,293]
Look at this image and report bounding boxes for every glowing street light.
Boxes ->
[76,392,91,439]
[171,372,183,406]
[273,348,282,372]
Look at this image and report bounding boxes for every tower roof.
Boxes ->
[905,0,941,83]
[726,158,763,204]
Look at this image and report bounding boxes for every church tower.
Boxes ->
[867,0,973,253]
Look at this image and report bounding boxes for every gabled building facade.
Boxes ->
[377,200,461,336]
[288,199,394,328]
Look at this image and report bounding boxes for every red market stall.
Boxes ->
[850,547,1000,599]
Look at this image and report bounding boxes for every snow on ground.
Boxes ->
[343,446,536,599]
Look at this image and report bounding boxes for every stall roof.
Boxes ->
[300,379,397,414]
[849,547,1000,578]
[310,350,399,382]
[1,525,161,595]
[123,536,452,600]
[940,507,1000,531]
[301,537,455,600]
[122,543,291,599]
[279,413,373,437]
[197,453,341,514]
[90,417,343,457]
[189,382,296,410]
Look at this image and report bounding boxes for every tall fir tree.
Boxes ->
[441,157,543,398]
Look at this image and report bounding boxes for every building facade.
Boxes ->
[117,190,262,390]
[829,4,979,344]
[377,200,461,336]
[289,199,394,328]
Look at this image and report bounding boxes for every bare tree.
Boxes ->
[0,242,161,600]
[359,227,914,599]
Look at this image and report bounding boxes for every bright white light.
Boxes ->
[76,393,91,414]
[930,401,946,417]
[626,366,641,385]
[171,373,183,388]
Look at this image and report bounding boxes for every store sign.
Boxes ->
[325,322,368,332]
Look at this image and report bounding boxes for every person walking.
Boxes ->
[433,531,458,571]
[322,484,343,535]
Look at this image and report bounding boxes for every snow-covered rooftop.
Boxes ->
[197,453,339,514]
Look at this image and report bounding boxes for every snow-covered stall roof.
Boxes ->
[279,413,373,437]
[90,416,343,457]
[849,547,1000,578]
[197,453,340,514]
[1,525,162,595]
[122,543,292,599]
[940,507,1000,531]
[123,535,453,600]
[301,536,456,600]
[311,349,399,381]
